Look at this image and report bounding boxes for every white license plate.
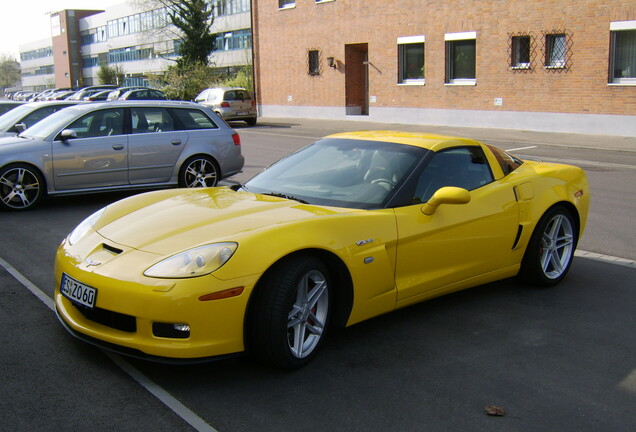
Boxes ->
[61,273,97,309]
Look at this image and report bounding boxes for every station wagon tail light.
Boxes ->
[232,133,241,146]
[220,102,230,108]
[144,242,238,278]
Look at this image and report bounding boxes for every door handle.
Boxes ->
[171,140,182,146]
[112,145,124,150]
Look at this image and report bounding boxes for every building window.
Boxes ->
[545,33,567,68]
[610,21,636,84]
[510,35,531,69]
[398,36,425,84]
[279,0,295,9]
[308,50,320,76]
[445,32,476,85]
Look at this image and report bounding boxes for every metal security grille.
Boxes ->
[308,49,321,76]
[507,32,537,72]
[542,30,573,71]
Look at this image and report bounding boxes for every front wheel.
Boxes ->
[0,164,45,211]
[178,156,219,188]
[519,206,577,286]
[248,256,331,369]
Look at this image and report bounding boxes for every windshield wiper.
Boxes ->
[262,192,309,204]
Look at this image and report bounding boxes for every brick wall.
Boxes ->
[253,0,636,117]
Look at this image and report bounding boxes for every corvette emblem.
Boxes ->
[356,239,374,246]
[85,258,101,267]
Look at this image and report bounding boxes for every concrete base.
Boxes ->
[259,105,636,137]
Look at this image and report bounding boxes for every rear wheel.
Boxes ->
[178,156,219,188]
[0,164,45,211]
[519,206,577,286]
[245,117,257,126]
[248,256,331,369]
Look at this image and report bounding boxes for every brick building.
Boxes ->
[252,0,636,136]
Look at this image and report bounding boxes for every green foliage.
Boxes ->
[0,55,21,92]
[161,62,215,101]
[167,0,215,67]
[97,64,125,85]
[218,66,254,94]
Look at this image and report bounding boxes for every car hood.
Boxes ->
[0,135,32,147]
[96,187,356,255]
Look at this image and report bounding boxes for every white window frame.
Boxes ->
[445,31,477,85]
[279,0,295,10]
[609,20,636,85]
[398,35,425,85]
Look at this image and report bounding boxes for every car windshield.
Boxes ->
[243,138,426,209]
[20,106,84,140]
[0,104,37,131]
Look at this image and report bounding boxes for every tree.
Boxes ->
[140,0,215,67]
[0,55,21,94]
[168,0,215,67]
[97,64,125,85]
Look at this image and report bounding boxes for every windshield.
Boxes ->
[0,104,37,131]
[21,106,85,140]
[244,138,425,209]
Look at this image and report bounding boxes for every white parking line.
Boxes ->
[0,256,218,432]
[507,145,538,152]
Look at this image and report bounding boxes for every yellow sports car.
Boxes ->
[54,131,589,368]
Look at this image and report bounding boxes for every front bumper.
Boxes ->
[54,243,259,361]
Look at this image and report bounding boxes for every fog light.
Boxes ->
[174,324,190,332]
[153,322,190,339]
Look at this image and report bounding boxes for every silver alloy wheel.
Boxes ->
[540,213,575,279]
[287,269,329,359]
[0,166,41,210]
[182,158,218,187]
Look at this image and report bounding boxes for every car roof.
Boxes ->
[64,100,202,112]
[324,130,483,152]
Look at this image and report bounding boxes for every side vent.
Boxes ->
[511,225,523,250]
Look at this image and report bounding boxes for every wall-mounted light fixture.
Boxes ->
[327,57,337,68]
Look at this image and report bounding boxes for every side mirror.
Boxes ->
[14,123,27,133]
[59,129,78,142]
[421,186,471,215]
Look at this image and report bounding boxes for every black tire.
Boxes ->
[247,256,331,369]
[245,117,257,126]
[0,163,45,211]
[178,155,219,188]
[519,206,578,287]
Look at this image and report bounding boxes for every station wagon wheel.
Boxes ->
[179,156,219,188]
[0,164,45,211]
[519,206,577,286]
[248,256,331,369]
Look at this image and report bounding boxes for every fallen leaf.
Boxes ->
[485,405,505,416]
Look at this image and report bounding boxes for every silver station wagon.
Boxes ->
[0,101,244,210]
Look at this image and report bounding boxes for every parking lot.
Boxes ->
[1,118,635,431]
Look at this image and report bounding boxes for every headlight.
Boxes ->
[144,242,238,279]
[68,208,106,246]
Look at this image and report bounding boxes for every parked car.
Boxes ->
[49,90,78,101]
[0,100,244,210]
[52,131,589,368]
[0,101,81,138]
[67,85,118,101]
[84,90,113,102]
[0,101,24,115]
[194,87,257,126]
[106,86,148,101]
[118,88,167,100]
